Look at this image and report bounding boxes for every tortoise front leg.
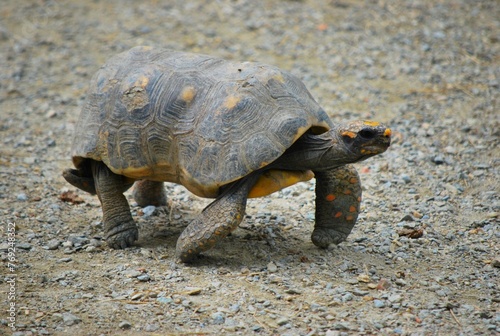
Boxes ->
[132,180,167,207]
[91,160,138,249]
[312,165,362,248]
[176,175,258,262]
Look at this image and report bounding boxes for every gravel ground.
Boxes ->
[1,0,499,335]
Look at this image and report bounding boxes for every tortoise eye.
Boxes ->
[358,128,377,140]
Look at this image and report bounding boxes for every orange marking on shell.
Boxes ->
[180,86,196,103]
[363,120,380,127]
[349,205,357,212]
[346,215,354,221]
[224,95,241,109]
[384,128,392,137]
[326,194,336,202]
[341,131,357,139]
[357,196,362,202]
[343,189,352,195]
[133,76,149,88]
[334,212,342,218]
[349,177,358,184]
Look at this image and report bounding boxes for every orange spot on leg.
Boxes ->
[326,194,336,202]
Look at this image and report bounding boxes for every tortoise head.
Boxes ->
[333,120,391,162]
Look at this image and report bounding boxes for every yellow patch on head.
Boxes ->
[248,170,314,198]
[180,86,196,103]
[224,96,241,109]
[363,120,380,127]
[384,128,392,137]
[341,131,357,139]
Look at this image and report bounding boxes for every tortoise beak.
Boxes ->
[358,126,391,155]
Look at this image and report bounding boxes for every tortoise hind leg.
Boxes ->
[91,160,138,249]
[132,180,167,207]
[312,165,362,247]
[176,175,259,262]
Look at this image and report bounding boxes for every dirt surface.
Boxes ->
[1,0,499,335]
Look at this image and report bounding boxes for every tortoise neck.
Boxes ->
[270,131,350,172]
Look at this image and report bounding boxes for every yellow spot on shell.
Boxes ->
[180,86,196,103]
[224,96,241,109]
[341,131,357,139]
[133,76,149,88]
[363,120,380,127]
[273,73,285,83]
[384,128,392,137]
[248,170,314,198]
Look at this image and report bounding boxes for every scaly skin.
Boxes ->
[175,175,258,262]
[312,165,362,248]
[132,180,168,207]
[91,160,138,248]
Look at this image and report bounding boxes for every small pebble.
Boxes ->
[137,274,151,282]
[374,300,386,308]
[276,317,290,326]
[62,312,81,326]
[156,297,172,304]
[45,239,61,250]
[16,243,32,250]
[124,270,143,278]
[17,193,28,201]
[433,156,445,164]
[145,324,159,332]
[119,321,132,329]
[211,312,225,324]
[142,205,157,217]
[267,261,278,273]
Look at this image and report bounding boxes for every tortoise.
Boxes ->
[63,46,391,262]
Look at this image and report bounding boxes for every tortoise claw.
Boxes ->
[105,222,138,249]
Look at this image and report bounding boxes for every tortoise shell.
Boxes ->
[71,46,332,197]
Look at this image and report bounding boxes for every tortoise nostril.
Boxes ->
[358,128,377,140]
